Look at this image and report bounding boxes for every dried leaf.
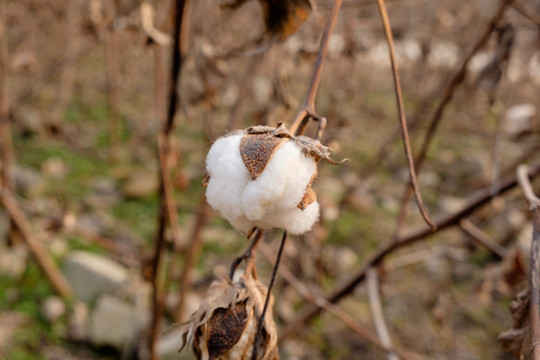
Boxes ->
[179,275,278,360]
[499,290,531,358]
[260,0,313,41]
[220,0,313,42]
[205,301,249,359]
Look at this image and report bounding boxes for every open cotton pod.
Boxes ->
[178,273,278,360]
[204,123,341,235]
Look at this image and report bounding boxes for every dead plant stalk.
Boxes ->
[394,0,512,235]
[516,164,540,360]
[375,0,435,231]
[149,0,187,359]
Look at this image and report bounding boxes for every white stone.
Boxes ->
[68,301,89,341]
[41,296,66,322]
[88,294,150,350]
[63,251,129,302]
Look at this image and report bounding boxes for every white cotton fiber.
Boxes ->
[205,134,320,235]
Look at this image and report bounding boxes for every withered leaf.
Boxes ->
[260,0,313,41]
[220,0,313,42]
[179,275,278,360]
[240,134,289,180]
[206,301,249,359]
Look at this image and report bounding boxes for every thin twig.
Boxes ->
[149,0,186,359]
[252,231,288,360]
[375,0,435,230]
[516,164,540,360]
[105,17,121,161]
[289,0,343,136]
[49,0,79,135]
[279,161,540,340]
[511,0,540,25]
[394,0,512,235]
[0,190,73,300]
[173,197,211,322]
[459,219,508,259]
[367,268,400,360]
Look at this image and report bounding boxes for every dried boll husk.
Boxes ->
[204,123,341,235]
[178,275,278,360]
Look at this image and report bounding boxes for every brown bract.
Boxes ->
[239,123,342,211]
[178,275,278,360]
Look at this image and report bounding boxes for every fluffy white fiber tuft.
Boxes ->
[205,133,319,235]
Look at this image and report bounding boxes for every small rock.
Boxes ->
[12,165,47,198]
[504,103,536,138]
[428,41,459,68]
[68,301,89,341]
[122,170,159,199]
[0,312,28,351]
[0,244,28,278]
[86,177,121,209]
[252,76,273,105]
[88,294,150,350]
[42,157,68,179]
[63,251,129,302]
[41,296,66,322]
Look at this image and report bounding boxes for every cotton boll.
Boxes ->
[263,201,320,235]
[205,126,324,235]
[241,141,316,221]
[205,133,251,223]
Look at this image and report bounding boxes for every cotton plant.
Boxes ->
[204,122,341,235]
[178,122,342,360]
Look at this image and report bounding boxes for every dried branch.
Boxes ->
[0,190,73,300]
[289,0,343,136]
[279,161,540,340]
[516,164,540,360]
[367,268,400,360]
[0,0,12,192]
[511,0,540,25]
[173,197,211,322]
[459,219,508,259]
[394,0,512,234]
[149,0,187,359]
[375,0,435,230]
[49,0,80,135]
[105,18,121,161]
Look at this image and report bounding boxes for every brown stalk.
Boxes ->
[394,0,512,235]
[289,0,343,136]
[105,19,121,162]
[279,161,540,340]
[252,231,288,360]
[173,197,211,322]
[0,190,73,300]
[459,218,508,259]
[511,0,540,25]
[0,0,12,197]
[516,164,540,360]
[366,267,400,360]
[375,0,435,230]
[149,0,186,359]
[49,0,79,135]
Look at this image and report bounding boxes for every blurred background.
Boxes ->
[0,0,539,359]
